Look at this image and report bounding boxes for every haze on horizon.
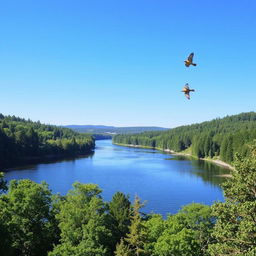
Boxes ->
[0,1,255,127]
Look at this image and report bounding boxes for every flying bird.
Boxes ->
[184,52,197,67]
[181,83,195,100]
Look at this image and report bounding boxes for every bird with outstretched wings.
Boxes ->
[181,83,195,100]
[184,52,197,67]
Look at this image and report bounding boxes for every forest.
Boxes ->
[0,114,95,168]
[0,142,255,256]
[113,112,256,164]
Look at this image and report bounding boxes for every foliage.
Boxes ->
[208,141,256,255]
[0,114,95,168]
[124,196,148,256]
[145,204,214,256]
[143,214,165,255]
[0,179,58,256]
[114,239,132,256]
[113,112,256,163]
[108,192,131,250]
[49,183,112,256]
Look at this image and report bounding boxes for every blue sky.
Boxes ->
[0,0,255,127]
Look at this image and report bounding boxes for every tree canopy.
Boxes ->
[208,141,256,255]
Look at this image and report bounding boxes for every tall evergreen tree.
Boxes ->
[125,196,148,256]
[108,192,131,250]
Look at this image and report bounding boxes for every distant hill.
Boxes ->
[64,125,168,134]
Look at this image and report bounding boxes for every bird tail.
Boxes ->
[190,89,195,92]
[192,63,197,66]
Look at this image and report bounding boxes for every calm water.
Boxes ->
[4,140,230,216]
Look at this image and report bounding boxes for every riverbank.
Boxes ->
[113,142,234,171]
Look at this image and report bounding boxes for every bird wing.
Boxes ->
[184,84,189,90]
[185,92,190,99]
[188,52,194,62]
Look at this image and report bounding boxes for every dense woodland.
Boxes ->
[0,114,95,168]
[113,112,256,164]
[0,142,255,256]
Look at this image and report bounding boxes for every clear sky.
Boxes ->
[0,0,255,127]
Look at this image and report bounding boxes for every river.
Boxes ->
[3,139,230,216]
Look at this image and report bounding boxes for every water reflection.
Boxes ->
[165,155,229,187]
[5,152,95,172]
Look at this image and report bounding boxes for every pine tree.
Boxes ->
[125,196,148,256]
[114,238,132,256]
[108,192,131,248]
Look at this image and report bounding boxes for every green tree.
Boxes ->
[144,214,165,255]
[0,179,57,256]
[114,238,132,256]
[176,203,214,255]
[49,183,112,256]
[125,196,148,256]
[208,142,256,255]
[108,192,131,247]
[153,227,197,256]
[147,204,213,256]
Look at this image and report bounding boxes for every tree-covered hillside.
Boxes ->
[113,112,256,163]
[0,114,95,168]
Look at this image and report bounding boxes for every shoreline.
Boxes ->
[113,142,234,171]
[202,158,234,171]
[2,151,95,171]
